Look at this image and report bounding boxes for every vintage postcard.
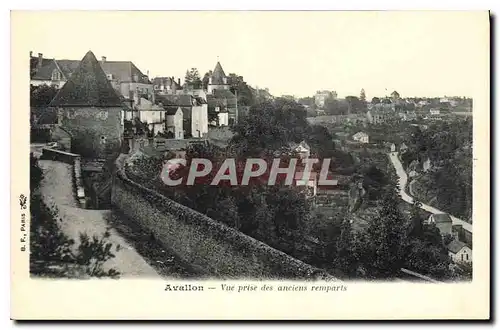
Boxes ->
[11,10,490,320]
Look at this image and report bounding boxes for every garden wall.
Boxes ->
[111,154,337,280]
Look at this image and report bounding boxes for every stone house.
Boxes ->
[165,107,184,139]
[49,51,125,160]
[314,90,337,109]
[206,61,238,125]
[447,240,472,263]
[152,76,182,95]
[135,98,167,134]
[366,108,396,124]
[156,94,208,138]
[352,131,369,144]
[289,141,311,159]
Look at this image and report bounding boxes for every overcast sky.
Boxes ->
[19,11,487,99]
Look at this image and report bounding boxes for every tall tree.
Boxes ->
[202,70,212,90]
[364,189,407,278]
[184,68,202,89]
[230,98,309,157]
[227,73,254,106]
[336,219,357,277]
[360,89,366,102]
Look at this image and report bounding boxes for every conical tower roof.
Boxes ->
[210,61,227,85]
[50,51,123,107]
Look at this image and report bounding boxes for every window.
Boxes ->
[106,74,113,80]
[100,136,107,145]
[461,254,464,261]
[466,254,469,261]
[51,70,61,81]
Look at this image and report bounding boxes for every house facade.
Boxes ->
[165,107,184,139]
[366,108,396,124]
[49,51,124,160]
[447,240,472,263]
[352,131,369,144]
[135,98,166,134]
[156,94,209,138]
[152,76,182,95]
[206,61,238,125]
[314,90,337,109]
[289,141,311,159]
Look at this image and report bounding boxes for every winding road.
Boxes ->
[388,152,472,234]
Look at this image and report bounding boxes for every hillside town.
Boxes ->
[29,49,473,281]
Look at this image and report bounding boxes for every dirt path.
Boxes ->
[38,160,161,278]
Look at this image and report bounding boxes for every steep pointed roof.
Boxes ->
[50,51,123,107]
[210,61,227,85]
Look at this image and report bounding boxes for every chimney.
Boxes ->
[37,53,43,69]
[29,51,33,58]
[178,78,181,86]
[101,56,106,63]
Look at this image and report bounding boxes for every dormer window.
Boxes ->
[51,70,61,81]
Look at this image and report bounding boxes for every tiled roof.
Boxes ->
[30,56,53,79]
[32,57,151,84]
[49,51,123,107]
[165,107,181,116]
[55,60,81,79]
[31,60,59,81]
[152,77,181,89]
[447,240,467,254]
[211,61,227,85]
[214,89,236,100]
[155,94,193,107]
[101,61,151,83]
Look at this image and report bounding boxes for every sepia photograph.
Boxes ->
[11,9,490,320]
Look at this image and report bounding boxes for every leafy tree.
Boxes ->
[298,96,315,107]
[227,73,255,106]
[324,97,348,115]
[371,97,380,104]
[404,237,451,279]
[230,98,309,157]
[184,68,202,89]
[360,89,366,102]
[202,70,212,90]
[345,96,366,113]
[336,219,357,277]
[408,201,424,238]
[306,125,336,159]
[364,190,407,278]
[30,84,59,108]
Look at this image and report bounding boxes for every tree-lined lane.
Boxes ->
[388,152,472,233]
